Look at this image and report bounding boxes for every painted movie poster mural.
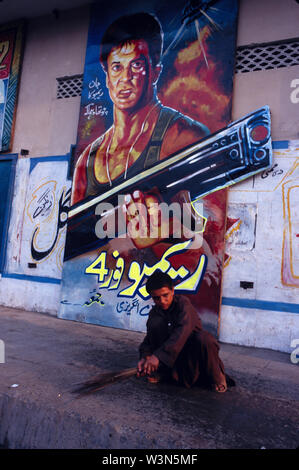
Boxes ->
[59,0,272,334]
[0,22,24,152]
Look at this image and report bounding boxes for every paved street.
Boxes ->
[0,305,298,449]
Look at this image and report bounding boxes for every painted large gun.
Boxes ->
[64,106,272,260]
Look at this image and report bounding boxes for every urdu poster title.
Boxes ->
[59,0,239,335]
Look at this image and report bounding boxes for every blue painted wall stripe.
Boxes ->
[2,272,61,285]
[0,154,18,273]
[221,297,299,314]
[29,154,70,173]
[272,141,289,149]
[1,275,298,313]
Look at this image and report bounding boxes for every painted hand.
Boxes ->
[122,188,172,249]
[122,189,203,249]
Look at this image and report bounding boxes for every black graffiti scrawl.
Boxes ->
[31,188,71,261]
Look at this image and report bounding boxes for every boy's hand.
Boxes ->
[137,355,160,377]
[137,357,146,377]
[143,354,160,375]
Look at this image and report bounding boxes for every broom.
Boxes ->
[72,367,138,398]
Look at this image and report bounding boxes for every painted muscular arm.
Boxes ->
[124,118,210,248]
[71,144,91,205]
[160,117,210,161]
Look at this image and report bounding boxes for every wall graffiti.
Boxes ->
[223,142,299,311]
[28,185,71,262]
[116,298,150,317]
[282,157,299,287]
[4,157,71,280]
[261,163,283,179]
[83,290,105,307]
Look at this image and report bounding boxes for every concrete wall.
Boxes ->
[236,0,299,46]
[0,156,71,314]
[0,5,89,313]
[220,141,299,352]
[0,0,298,353]
[233,0,299,140]
[12,5,89,157]
[219,0,299,352]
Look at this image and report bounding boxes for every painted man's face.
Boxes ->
[150,286,175,310]
[106,39,160,111]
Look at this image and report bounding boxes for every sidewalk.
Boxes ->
[0,305,298,449]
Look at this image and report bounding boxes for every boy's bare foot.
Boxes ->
[214,373,227,393]
[214,383,227,393]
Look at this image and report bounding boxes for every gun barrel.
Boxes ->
[64,106,272,260]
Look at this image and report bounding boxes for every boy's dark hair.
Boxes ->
[146,270,174,294]
[100,12,163,71]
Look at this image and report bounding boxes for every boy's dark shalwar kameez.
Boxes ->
[139,294,227,388]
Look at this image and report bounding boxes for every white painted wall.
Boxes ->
[0,276,62,315]
[219,0,299,353]
[220,142,299,353]
[0,156,71,314]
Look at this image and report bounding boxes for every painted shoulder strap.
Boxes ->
[143,106,180,169]
[85,134,105,196]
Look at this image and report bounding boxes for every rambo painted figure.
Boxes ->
[137,271,231,392]
[71,12,209,206]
